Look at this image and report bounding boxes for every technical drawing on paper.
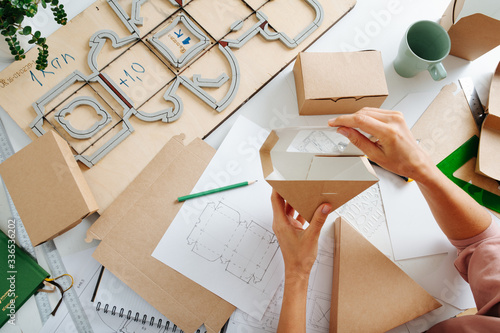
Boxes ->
[227,247,334,333]
[288,130,349,154]
[187,201,279,285]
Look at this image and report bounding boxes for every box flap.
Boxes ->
[330,218,441,332]
[261,127,377,221]
[87,135,234,333]
[300,51,388,100]
[477,61,500,180]
[440,0,500,61]
[0,130,98,246]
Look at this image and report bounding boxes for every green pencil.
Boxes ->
[177,180,258,202]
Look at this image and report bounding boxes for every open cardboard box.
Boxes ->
[0,131,98,246]
[477,61,500,180]
[440,0,500,61]
[260,127,378,221]
[293,51,388,115]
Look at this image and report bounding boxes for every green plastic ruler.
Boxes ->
[437,135,500,213]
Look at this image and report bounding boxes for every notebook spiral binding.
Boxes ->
[95,301,205,333]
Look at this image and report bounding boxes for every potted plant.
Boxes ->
[0,0,67,70]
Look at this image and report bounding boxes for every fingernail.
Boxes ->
[322,204,332,214]
[337,128,349,137]
[328,119,336,126]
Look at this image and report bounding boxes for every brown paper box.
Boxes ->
[477,61,500,181]
[260,127,378,221]
[0,131,98,246]
[330,218,441,333]
[86,134,234,333]
[440,0,500,61]
[293,51,388,115]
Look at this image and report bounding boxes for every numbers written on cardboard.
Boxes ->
[118,62,145,88]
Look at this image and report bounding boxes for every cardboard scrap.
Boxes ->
[260,127,378,221]
[86,134,235,333]
[0,131,98,246]
[477,61,500,181]
[440,0,500,61]
[329,218,441,333]
[293,51,388,115]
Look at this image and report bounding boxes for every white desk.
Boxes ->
[0,0,499,332]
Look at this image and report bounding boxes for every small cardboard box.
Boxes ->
[293,51,388,115]
[260,127,378,221]
[0,131,98,246]
[440,0,500,61]
[477,61,500,180]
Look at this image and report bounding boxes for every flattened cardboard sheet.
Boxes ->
[329,218,441,333]
[0,131,98,246]
[477,61,500,180]
[260,127,378,221]
[86,135,235,333]
[440,0,500,61]
[293,51,388,115]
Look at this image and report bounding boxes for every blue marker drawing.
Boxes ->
[174,29,183,38]
[182,37,191,45]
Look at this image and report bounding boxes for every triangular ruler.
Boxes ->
[330,218,441,332]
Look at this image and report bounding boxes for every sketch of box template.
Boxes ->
[187,202,279,285]
[148,14,210,69]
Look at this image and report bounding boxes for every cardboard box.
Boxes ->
[330,218,441,333]
[86,134,235,333]
[0,131,98,246]
[477,61,500,180]
[440,0,500,61]
[293,51,388,115]
[260,127,378,221]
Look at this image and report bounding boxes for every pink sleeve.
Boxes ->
[449,220,500,315]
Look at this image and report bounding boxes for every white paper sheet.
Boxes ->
[377,167,450,260]
[152,116,283,321]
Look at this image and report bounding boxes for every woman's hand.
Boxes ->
[328,107,433,183]
[271,190,331,280]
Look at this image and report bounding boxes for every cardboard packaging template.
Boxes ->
[0,131,98,246]
[440,0,500,61]
[260,127,378,221]
[330,218,441,333]
[293,51,388,115]
[477,61,500,181]
[86,134,235,333]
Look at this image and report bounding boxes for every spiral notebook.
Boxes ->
[93,267,211,333]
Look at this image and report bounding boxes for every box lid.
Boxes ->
[298,51,389,100]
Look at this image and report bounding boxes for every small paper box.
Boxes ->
[293,51,388,115]
[0,131,98,246]
[440,0,500,61]
[259,127,378,221]
[477,61,500,181]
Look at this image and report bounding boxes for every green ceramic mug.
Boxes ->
[393,20,451,81]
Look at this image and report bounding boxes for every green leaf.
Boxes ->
[34,30,41,38]
[22,26,31,35]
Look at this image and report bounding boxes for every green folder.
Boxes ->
[0,229,49,327]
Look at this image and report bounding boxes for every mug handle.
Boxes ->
[428,63,447,81]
